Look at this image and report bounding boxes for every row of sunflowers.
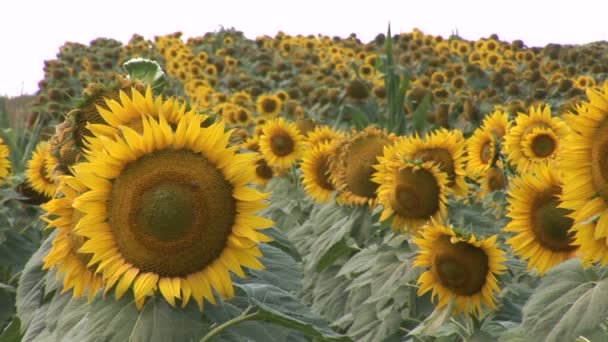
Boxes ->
[1,26,608,341]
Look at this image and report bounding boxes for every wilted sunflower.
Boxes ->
[414,220,507,317]
[399,129,468,197]
[329,127,394,207]
[0,137,11,183]
[504,166,577,275]
[259,118,305,169]
[26,141,59,198]
[256,94,282,118]
[301,141,337,203]
[560,84,608,265]
[306,125,347,146]
[504,105,568,174]
[69,95,273,311]
[41,177,104,301]
[374,160,450,234]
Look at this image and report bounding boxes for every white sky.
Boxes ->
[1,0,607,97]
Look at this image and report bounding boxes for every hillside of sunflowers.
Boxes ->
[2,26,608,341]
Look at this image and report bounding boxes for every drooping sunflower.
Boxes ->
[504,105,569,174]
[301,141,337,203]
[374,160,450,234]
[259,118,305,169]
[41,176,104,301]
[256,94,282,118]
[69,96,273,311]
[329,127,394,207]
[504,166,577,275]
[0,137,11,183]
[560,84,608,265]
[399,129,468,197]
[414,220,507,317]
[26,141,59,198]
[306,125,347,146]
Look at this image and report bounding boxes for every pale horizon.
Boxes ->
[1,0,607,97]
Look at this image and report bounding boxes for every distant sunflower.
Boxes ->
[26,141,59,198]
[478,164,507,199]
[252,155,274,187]
[414,220,507,317]
[259,118,305,169]
[69,95,273,310]
[301,141,337,203]
[504,105,568,174]
[241,136,260,152]
[256,94,282,118]
[306,125,346,146]
[560,84,608,265]
[400,129,468,197]
[374,160,450,234]
[41,177,104,301]
[0,138,11,183]
[504,167,577,275]
[329,127,394,207]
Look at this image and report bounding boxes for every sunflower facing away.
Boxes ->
[259,117,305,169]
[64,93,273,310]
[504,166,577,275]
[42,176,104,301]
[26,141,59,198]
[0,137,11,183]
[373,160,450,235]
[560,83,608,266]
[414,220,507,317]
[301,141,337,203]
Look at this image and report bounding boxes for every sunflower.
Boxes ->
[306,125,347,146]
[0,138,11,183]
[414,220,507,317]
[329,127,394,207]
[256,94,282,118]
[481,110,510,139]
[477,164,507,199]
[301,141,337,203]
[466,128,498,178]
[374,160,450,234]
[504,105,568,174]
[399,129,468,197]
[252,154,274,187]
[504,166,577,275]
[259,118,305,169]
[69,95,273,310]
[560,84,608,265]
[41,177,104,301]
[241,136,260,152]
[26,141,59,198]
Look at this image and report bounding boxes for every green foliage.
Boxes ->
[122,58,168,94]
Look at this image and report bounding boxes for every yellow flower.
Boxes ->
[505,166,577,275]
[306,125,347,147]
[66,93,273,311]
[301,141,337,203]
[259,118,305,169]
[414,220,507,317]
[26,141,59,198]
[256,94,282,118]
[0,138,11,183]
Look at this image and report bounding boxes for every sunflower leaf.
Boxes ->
[122,58,168,93]
[518,259,608,342]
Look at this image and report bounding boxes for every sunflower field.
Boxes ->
[2,26,608,341]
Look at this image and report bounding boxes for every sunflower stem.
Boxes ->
[200,311,262,342]
[408,284,417,320]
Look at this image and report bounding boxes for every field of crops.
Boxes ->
[1,27,608,341]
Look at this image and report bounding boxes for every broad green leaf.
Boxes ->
[123,58,168,92]
[316,239,358,272]
[411,93,431,135]
[520,259,608,342]
[247,243,301,293]
[0,318,22,342]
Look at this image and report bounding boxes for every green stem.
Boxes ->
[409,284,417,319]
[200,311,261,342]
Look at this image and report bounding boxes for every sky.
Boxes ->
[1,0,607,97]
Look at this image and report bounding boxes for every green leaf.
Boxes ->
[247,243,301,293]
[123,58,168,93]
[520,259,608,342]
[411,93,431,135]
[0,318,22,342]
[236,283,350,341]
[350,108,369,131]
[316,239,358,272]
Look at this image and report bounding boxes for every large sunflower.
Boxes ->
[68,95,273,310]
[374,160,450,234]
[504,166,577,275]
[0,137,11,183]
[41,176,104,301]
[399,129,468,197]
[259,118,305,169]
[26,141,59,198]
[560,84,608,265]
[414,220,507,317]
[329,127,394,207]
[504,105,569,174]
[301,141,337,203]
